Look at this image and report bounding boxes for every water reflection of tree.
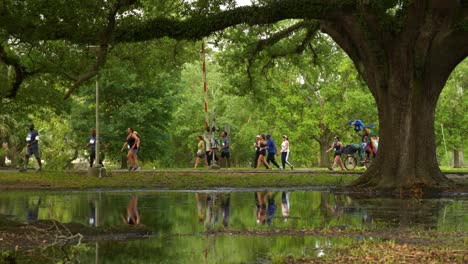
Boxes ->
[350,198,449,228]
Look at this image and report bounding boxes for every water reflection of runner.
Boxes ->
[25,197,41,223]
[89,201,96,227]
[220,193,231,227]
[281,192,290,222]
[195,193,207,223]
[196,193,230,229]
[204,193,220,229]
[266,192,277,225]
[255,192,268,224]
[120,196,140,225]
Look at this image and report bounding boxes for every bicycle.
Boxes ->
[341,144,372,170]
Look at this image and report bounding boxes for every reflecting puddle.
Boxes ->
[0,190,466,263]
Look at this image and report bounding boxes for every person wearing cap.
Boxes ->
[265,134,281,169]
[20,123,42,172]
[280,135,294,170]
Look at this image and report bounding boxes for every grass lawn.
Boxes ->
[0,170,357,190]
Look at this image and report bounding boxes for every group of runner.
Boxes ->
[255,134,294,170]
[19,125,141,172]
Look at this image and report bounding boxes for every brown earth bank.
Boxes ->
[1,212,466,264]
[0,216,151,251]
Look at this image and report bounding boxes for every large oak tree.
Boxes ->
[1,0,467,193]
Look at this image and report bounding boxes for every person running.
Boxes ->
[326,136,345,170]
[194,135,208,168]
[280,135,294,170]
[219,131,230,168]
[20,123,42,172]
[266,134,281,169]
[84,128,103,168]
[257,135,271,169]
[120,128,140,171]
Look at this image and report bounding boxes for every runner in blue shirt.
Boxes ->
[266,134,281,169]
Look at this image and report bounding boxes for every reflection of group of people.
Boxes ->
[194,191,290,228]
[195,192,231,229]
[254,134,294,170]
[255,191,290,224]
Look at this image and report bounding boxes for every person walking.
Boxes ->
[326,136,345,170]
[280,135,294,170]
[194,135,208,168]
[219,131,230,168]
[253,135,260,168]
[20,123,42,172]
[120,128,140,171]
[257,135,271,169]
[84,128,103,168]
[265,134,281,169]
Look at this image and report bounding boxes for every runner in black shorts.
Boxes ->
[20,124,42,172]
[219,131,230,168]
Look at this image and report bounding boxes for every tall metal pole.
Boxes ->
[95,74,100,168]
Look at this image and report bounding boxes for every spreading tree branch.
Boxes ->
[63,0,137,99]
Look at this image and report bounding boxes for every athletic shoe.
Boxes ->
[128,167,134,171]
[135,167,141,171]
[36,167,42,172]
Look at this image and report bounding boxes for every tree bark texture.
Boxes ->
[453,150,460,168]
[320,1,467,191]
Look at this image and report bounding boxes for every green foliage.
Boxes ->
[435,58,468,165]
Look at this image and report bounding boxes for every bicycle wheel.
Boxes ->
[344,155,357,170]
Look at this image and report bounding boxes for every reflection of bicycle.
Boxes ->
[341,144,372,170]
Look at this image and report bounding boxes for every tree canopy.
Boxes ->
[0,0,467,193]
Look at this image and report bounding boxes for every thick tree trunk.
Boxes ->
[352,76,451,191]
[315,124,333,168]
[319,2,467,194]
[453,150,460,168]
[319,146,329,168]
[319,137,330,168]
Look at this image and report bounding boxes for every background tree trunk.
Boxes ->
[453,150,460,168]
[460,151,465,167]
[121,155,127,169]
[319,137,330,168]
